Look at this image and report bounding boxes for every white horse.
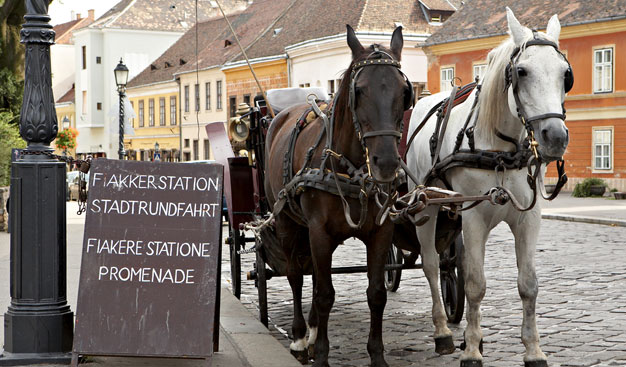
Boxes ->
[406,8,570,367]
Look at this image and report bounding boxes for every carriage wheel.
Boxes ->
[229,226,242,299]
[384,244,402,292]
[439,234,465,324]
[255,245,269,327]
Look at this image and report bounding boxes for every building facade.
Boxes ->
[422,1,626,190]
[72,0,248,159]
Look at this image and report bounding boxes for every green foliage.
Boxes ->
[0,67,23,115]
[0,112,26,186]
[572,177,607,197]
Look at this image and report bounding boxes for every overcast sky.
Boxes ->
[48,0,121,25]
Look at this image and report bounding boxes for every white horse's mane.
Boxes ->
[475,28,559,144]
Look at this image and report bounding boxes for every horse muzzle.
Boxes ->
[536,120,569,162]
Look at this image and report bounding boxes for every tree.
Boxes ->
[0,112,26,186]
[0,0,27,76]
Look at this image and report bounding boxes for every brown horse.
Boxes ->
[263,25,412,367]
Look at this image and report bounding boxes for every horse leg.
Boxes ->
[307,273,318,359]
[309,229,335,367]
[416,206,455,354]
[288,272,309,363]
[364,228,392,367]
[510,215,548,367]
[460,216,488,366]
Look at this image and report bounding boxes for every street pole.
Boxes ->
[2,0,73,363]
[118,88,125,159]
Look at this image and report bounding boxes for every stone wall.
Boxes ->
[0,187,8,232]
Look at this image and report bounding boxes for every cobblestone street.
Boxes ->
[222,220,626,367]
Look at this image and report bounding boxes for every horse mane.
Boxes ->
[475,29,557,143]
[334,43,393,121]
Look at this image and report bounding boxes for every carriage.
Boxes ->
[208,87,466,329]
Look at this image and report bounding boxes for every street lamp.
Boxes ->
[154,141,161,161]
[62,116,70,129]
[114,58,129,160]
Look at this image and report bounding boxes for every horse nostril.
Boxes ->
[372,155,379,165]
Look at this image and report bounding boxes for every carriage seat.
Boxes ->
[266,87,329,115]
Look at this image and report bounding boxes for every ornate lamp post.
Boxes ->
[62,116,70,156]
[154,141,160,161]
[114,59,129,160]
[3,0,73,362]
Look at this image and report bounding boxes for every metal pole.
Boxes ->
[2,0,73,362]
[118,89,125,160]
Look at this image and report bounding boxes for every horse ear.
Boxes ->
[506,7,526,46]
[346,24,364,57]
[390,26,403,60]
[546,14,561,42]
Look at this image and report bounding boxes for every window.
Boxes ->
[148,99,154,127]
[195,83,200,112]
[82,91,87,114]
[203,139,210,160]
[184,152,191,161]
[440,67,454,92]
[130,101,134,126]
[473,64,487,82]
[328,80,335,95]
[243,94,251,106]
[96,56,101,64]
[193,139,199,161]
[170,96,177,125]
[229,96,237,117]
[96,102,102,110]
[138,100,144,127]
[184,138,190,148]
[184,85,190,112]
[593,128,612,170]
[216,80,223,110]
[594,48,613,93]
[205,82,211,110]
[159,98,165,126]
[298,83,311,88]
[82,46,86,69]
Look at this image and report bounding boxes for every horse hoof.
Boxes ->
[460,360,482,367]
[525,360,548,367]
[435,335,455,355]
[460,338,483,354]
[291,349,309,365]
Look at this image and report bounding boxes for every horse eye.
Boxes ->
[564,69,572,78]
[516,67,527,77]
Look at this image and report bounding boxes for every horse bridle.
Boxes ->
[504,31,573,159]
[348,48,414,174]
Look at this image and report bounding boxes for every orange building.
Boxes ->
[422,1,626,191]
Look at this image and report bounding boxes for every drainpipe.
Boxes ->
[177,76,182,161]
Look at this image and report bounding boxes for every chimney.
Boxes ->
[88,9,95,20]
[76,13,82,20]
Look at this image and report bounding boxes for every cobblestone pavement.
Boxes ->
[221,220,626,367]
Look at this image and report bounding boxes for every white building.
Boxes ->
[72,0,249,158]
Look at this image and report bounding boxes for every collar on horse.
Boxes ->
[276,48,409,229]
[402,32,570,212]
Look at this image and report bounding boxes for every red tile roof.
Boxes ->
[56,85,75,104]
[425,0,626,46]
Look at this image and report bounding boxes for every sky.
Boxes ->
[48,0,121,25]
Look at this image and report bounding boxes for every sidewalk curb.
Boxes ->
[542,213,626,227]
[219,286,301,367]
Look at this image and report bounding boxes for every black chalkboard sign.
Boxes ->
[73,159,223,361]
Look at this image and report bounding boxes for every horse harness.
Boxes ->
[404,32,570,212]
[272,48,413,229]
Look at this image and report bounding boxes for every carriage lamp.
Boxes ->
[62,116,70,130]
[228,103,252,151]
[114,58,129,160]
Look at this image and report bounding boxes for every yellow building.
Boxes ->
[126,82,180,162]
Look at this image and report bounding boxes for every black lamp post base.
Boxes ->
[0,351,72,366]
[3,310,74,354]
